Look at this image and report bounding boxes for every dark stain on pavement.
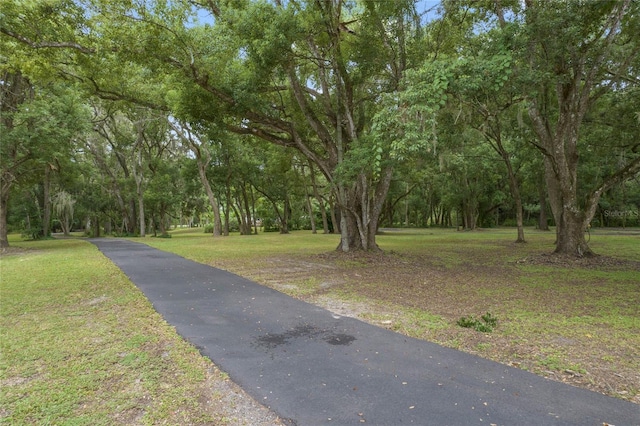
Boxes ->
[323,333,356,346]
[254,324,356,350]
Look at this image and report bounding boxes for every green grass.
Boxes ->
[142,226,640,402]
[141,227,340,263]
[0,237,231,425]
[4,226,637,412]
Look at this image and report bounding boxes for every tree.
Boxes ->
[0,71,32,248]
[516,0,640,255]
[167,120,224,236]
[48,0,428,251]
[436,0,640,255]
[446,50,528,241]
[4,0,638,252]
[52,190,75,236]
[0,74,89,246]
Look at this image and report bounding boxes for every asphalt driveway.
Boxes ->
[91,238,639,425]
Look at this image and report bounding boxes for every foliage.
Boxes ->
[457,312,498,333]
[1,0,638,252]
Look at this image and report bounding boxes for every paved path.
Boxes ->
[91,239,639,426]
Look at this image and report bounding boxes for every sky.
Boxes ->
[191,0,444,26]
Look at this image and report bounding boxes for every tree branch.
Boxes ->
[0,27,94,54]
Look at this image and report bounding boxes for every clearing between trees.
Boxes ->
[144,227,640,405]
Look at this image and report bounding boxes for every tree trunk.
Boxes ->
[42,165,52,238]
[234,192,249,235]
[250,187,258,234]
[523,0,639,255]
[543,154,593,256]
[538,181,549,231]
[223,186,231,236]
[309,161,329,233]
[138,190,147,238]
[335,168,393,251]
[299,162,317,233]
[135,176,145,237]
[461,199,477,230]
[128,199,137,234]
[230,202,241,233]
[93,216,100,238]
[197,157,222,236]
[487,129,526,242]
[306,195,317,234]
[281,195,290,234]
[158,210,167,235]
[554,208,591,256]
[507,164,525,243]
[0,186,9,249]
[329,194,339,234]
[242,185,253,235]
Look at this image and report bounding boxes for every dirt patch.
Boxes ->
[200,366,286,426]
[517,253,640,270]
[0,247,32,257]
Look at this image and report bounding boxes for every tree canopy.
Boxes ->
[1,0,638,255]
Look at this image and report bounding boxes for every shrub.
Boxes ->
[457,312,498,333]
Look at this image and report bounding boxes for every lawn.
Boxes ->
[142,226,640,404]
[1,227,637,426]
[0,236,282,425]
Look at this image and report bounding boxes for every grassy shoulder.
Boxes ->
[0,236,282,425]
[142,227,640,404]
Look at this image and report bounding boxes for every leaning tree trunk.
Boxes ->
[491,132,526,242]
[197,157,223,236]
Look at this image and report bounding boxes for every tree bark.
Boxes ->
[334,167,393,251]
